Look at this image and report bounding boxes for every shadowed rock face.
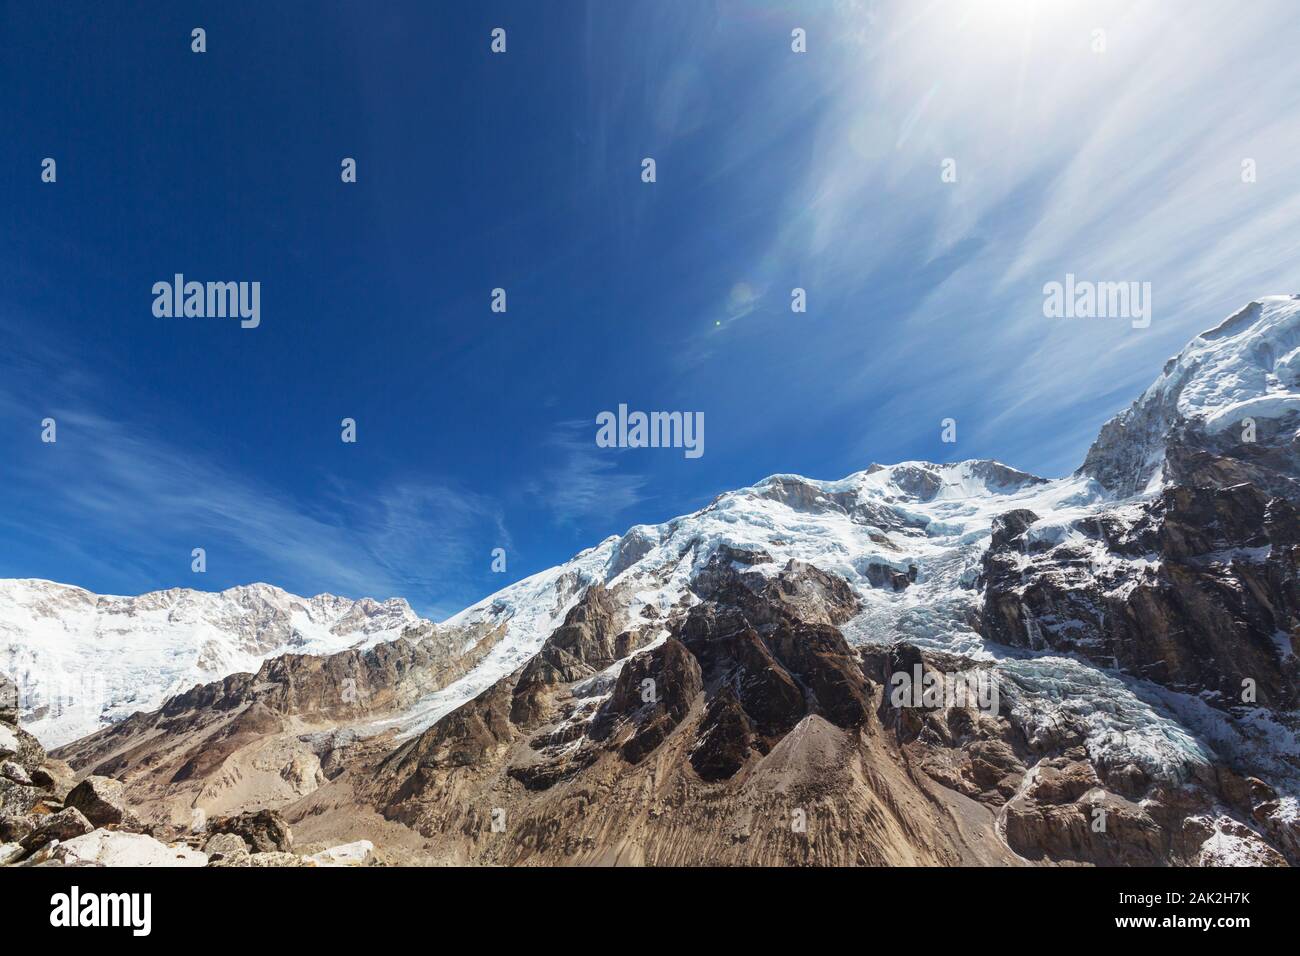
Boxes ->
[672,597,873,780]
[980,483,1299,709]
[662,549,870,776]
[589,637,702,766]
[381,673,516,801]
[365,561,1016,866]
[1163,424,1300,506]
[689,546,862,629]
[509,584,650,728]
[605,552,869,780]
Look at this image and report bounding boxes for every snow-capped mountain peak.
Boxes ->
[0,579,430,746]
[1081,295,1300,495]
[403,457,1096,739]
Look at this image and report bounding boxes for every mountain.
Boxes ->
[0,581,431,747]
[1080,294,1300,499]
[4,296,1300,866]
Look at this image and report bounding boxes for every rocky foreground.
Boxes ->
[1,669,375,866]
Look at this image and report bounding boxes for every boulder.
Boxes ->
[51,829,207,867]
[202,831,250,864]
[0,813,33,843]
[0,725,18,762]
[8,726,47,775]
[29,760,76,797]
[1,761,32,786]
[0,778,38,817]
[207,808,293,853]
[0,841,24,866]
[18,841,61,866]
[65,776,132,828]
[309,840,375,866]
[20,807,93,851]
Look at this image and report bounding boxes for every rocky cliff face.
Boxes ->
[344,535,1295,866]
[980,484,1299,709]
[356,557,1019,865]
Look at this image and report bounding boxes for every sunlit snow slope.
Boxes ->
[0,580,428,746]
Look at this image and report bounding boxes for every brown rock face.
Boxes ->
[674,605,872,779]
[151,624,476,727]
[207,808,293,853]
[980,482,1299,709]
[690,688,758,781]
[361,559,1030,866]
[65,775,133,828]
[509,584,645,727]
[383,674,516,789]
[1002,760,1167,866]
[689,547,862,629]
[591,637,702,765]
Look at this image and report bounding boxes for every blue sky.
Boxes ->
[2,1,1299,617]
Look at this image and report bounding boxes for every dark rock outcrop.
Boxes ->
[980,483,1299,709]
[591,637,702,765]
[207,808,294,853]
[0,671,17,726]
[509,585,643,727]
[65,775,134,828]
[19,807,93,850]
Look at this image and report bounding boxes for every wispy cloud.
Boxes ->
[0,350,507,617]
[685,0,1300,475]
[526,420,651,526]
